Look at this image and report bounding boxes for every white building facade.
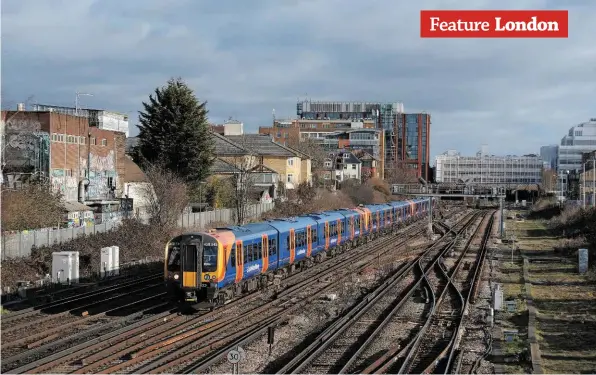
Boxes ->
[557,118,596,194]
[435,147,542,184]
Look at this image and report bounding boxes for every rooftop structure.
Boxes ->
[31,104,130,137]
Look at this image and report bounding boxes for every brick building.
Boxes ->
[391,113,431,181]
[259,118,377,145]
[1,110,127,209]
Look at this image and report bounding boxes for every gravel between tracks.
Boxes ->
[200,250,426,374]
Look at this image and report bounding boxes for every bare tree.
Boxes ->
[140,162,189,230]
[287,137,327,169]
[1,181,64,231]
[541,168,557,193]
[227,136,260,225]
[384,161,419,184]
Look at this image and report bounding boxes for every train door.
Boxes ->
[350,216,355,240]
[289,229,296,264]
[337,219,342,244]
[261,235,269,273]
[307,226,312,257]
[181,238,201,289]
[325,222,330,249]
[235,241,243,283]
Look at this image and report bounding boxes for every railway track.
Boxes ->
[1,273,162,328]
[271,211,481,374]
[449,213,496,375]
[9,216,435,374]
[1,275,169,373]
[392,210,495,375]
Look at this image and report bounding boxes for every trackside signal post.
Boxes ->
[500,197,504,238]
[428,197,434,238]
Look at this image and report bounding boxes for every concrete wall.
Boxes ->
[1,202,275,259]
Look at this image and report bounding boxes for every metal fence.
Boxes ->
[1,202,275,260]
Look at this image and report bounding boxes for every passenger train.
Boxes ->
[165,198,433,306]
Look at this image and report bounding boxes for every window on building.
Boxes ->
[79,136,86,144]
[287,174,294,183]
[101,139,107,146]
[65,169,73,177]
[288,158,294,166]
[324,173,331,180]
[90,137,97,145]
[324,161,332,168]
[352,164,356,169]
[344,165,347,169]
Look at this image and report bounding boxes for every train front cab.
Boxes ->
[165,231,224,303]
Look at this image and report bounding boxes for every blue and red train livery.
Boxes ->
[165,198,433,306]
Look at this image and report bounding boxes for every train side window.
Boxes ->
[271,239,277,255]
[257,242,262,259]
[246,244,251,262]
[230,245,236,268]
[286,236,290,249]
[312,228,317,242]
[249,244,255,262]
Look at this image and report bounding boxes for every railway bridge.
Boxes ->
[391,182,541,201]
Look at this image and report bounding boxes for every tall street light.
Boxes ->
[75,92,93,200]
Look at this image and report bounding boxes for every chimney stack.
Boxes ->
[17,103,25,111]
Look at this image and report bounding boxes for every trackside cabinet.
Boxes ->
[52,251,80,284]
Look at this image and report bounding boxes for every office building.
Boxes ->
[557,118,596,193]
[435,146,542,184]
[540,145,558,170]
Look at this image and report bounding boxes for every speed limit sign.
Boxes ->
[227,349,241,364]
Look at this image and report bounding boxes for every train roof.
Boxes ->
[265,216,318,231]
[333,208,360,218]
[387,200,410,208]
[304,210,345,222]
[221,222,277,239]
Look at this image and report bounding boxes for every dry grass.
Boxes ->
[532,284,596,301]
[496,210,596,373]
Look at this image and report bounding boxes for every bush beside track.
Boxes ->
[1,180,408,296]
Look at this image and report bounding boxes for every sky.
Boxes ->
[2,0,595,160]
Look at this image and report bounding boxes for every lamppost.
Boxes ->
[75,92,93,192]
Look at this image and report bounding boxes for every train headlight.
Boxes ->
[173,274,179,280]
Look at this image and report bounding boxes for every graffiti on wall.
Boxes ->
[50,172,78,201]
[1,118,42,132]
[79,150,117,200]
[79,150,116,172]
[1,132,50,175]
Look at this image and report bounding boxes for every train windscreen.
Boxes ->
[202,244,218,272]
[167,242,181,272]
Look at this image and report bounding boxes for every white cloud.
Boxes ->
[1,0,595,158]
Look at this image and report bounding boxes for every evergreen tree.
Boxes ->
[136,77,214,184]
